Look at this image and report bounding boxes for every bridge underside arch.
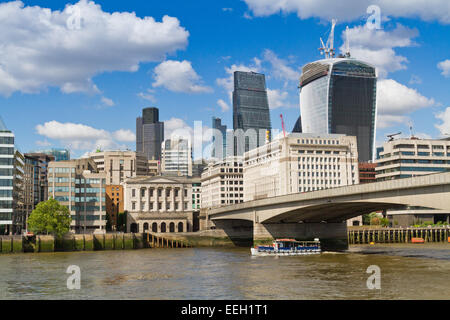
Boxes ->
[261,202,408,224]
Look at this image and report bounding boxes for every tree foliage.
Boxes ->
[28,198,72,237]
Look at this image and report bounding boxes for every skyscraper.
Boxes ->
[136,107,164,161]
[211,117,227,159]
[233,71,272,156]
[299,58,377,162]
[161,138,193,177]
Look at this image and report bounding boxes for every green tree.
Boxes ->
[28,198,72,237]
[380,218,390,228]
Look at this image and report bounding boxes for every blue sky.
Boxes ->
[0,0,449,159]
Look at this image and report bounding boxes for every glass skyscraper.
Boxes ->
[233,71,272,155]
[299,58,377,162]
[212,117,227,159]
[136,107,164,161]
[29,148,70,162]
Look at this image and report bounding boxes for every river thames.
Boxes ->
[0,244,449,300]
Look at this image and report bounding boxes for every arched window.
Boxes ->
[143,223,149,232]
[152,223,158,233]
[177,222,184,233]
[161,222,167,233]
[169,222,175,233]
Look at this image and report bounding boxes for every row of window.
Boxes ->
[0,168,13,176]
[49,168,75,173]
[0,147,14,155]
[131,201,189,211]
[132,188,188,198]
[0,137,14,145]
[0,158,13,165]
[71,215,107,221]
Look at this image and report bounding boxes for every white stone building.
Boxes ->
[201,156,244,209]
[243,133,359,202]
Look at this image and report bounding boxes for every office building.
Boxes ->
[29,148,70,162]
[359,162,377,184]
[161,138,193,177]
[299,58,377,162]
[375,137,450,226]
[233,71,272,155]
[212,117,227,159]
[136,107,164,161]
[48,159,106,234]
[87,150,148,185]
[123,176,195,233]
[243,133,359,202]
[201,156,244,209]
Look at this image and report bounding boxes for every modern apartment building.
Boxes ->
[123,176,195,233]
[299,58,377,162]
[376,137,450,226]
[48,159,107,234]
[0,119,26,235]
[24,153,54,205]
[243,133,359,202]
[87,150,148,185]
[136,107,164,161]
[161,138,193,177]
[358,162,377,184]
[233,71,272,156]
[201,156,244,209]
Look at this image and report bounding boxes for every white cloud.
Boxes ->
[35,120,133,151]
[217,99,230,112]
[340,24,418,78]
[377,79,435,128]
[152,60,212,93]
[262,49,300,82]
[438,59,450,77]
[0,0,189,96]
[112,129,135,142]
[137,89,157,103]
[435,107,450,135]
[267,89,290,109]
[244,0,450,24]
[409,74,422,85]
[101,96,115,107]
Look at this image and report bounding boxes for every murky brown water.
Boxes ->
[0,244,449,300]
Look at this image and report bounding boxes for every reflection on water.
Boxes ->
[0,244,449,300]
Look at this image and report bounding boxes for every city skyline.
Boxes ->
[0,0,449,160]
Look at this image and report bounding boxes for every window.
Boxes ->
[132,189,136,197]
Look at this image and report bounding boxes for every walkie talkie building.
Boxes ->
[299,58,377,162]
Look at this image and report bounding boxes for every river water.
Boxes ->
[0,244,449,300]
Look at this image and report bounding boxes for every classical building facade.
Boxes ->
[243,133,359,202]
[48,159,107,234]
[123,176,195,234]
[201,156,244,209]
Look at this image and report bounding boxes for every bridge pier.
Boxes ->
[253,222,348,251]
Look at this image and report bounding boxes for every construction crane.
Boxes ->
[387,132,402,142]
[345,26,351,58]
[280,114,286,138]
[319,19,337,59]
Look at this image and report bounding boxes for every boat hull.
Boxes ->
[251,248,321,256]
